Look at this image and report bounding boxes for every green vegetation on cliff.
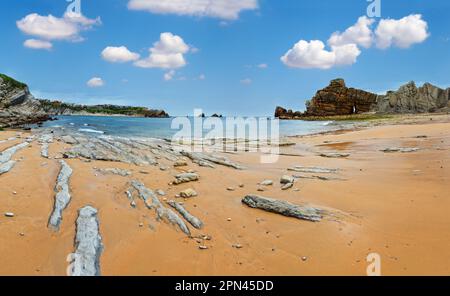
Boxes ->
[39,100,169,117]
[0,74,28,90]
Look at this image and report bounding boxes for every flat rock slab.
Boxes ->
[173,173,199,185]
[70,206,103,276]
[288,166,339,174]
[381,147,419,153]
[319,152,350,158]
[0,142,29,164]
[48,160,73,231]
[242,195,322,222]
[0,160,16,175]
[167,201,203,229]
[130,180,191,235]
[95,168,131,177]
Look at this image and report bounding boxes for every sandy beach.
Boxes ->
[0,114,449,276]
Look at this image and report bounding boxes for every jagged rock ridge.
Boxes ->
[275,79,450,118]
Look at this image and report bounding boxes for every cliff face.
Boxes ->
[376,82,450,113]
[305,79,378,116]
[38,100,170,118]
[0,74,50,128]
[274,79,450,119]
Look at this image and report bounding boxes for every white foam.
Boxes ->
[78,128,104,134]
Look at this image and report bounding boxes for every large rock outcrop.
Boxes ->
[39,100,170,118]
[305,79,378,116]
[274,79,450,118]
[0,74,50,128]
[376,82,450,113]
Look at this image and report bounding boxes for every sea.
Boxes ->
[39,115,349,139]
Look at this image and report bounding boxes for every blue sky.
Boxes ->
[1,0,449,116]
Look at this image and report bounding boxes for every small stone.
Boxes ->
[130,201,136,208]
[301,256,308,261]
[19,232,25,237]
[139,223,144,228]
[156,189,166,196]
[12,191,17,195]
[226,187,235,191]
[139,170,150,175]
[227,218,232,221]
[179,188,198,198]
[280,175,294,184]
[199,245,208,250]
[239,183,244,188]
[260,180,273,186]
[257,187,265,192]
[4,212,15,218]
[232,244,243,249]
[281,182,294,190]
[174,161,188,167]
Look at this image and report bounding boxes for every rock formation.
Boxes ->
[39,100,169,118]
[70,206,103,276]
[376,82,450,113]
[305,79,378,116]
[0,74,50,128]
[242,195,323,222]
[274,78,450,118]
[48,160,73,231]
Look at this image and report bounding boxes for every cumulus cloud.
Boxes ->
[281,40,361,69]
[375,14,429,49]
[127,0,258,20]
[101,46,140,63]
[16,12,100,45]
[24,39,53,50]
[134,32,190,69]
[282,14,429,69]
[328,16,375,48]
[87,77,104,88]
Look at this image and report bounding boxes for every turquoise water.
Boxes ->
[41,115,341,139]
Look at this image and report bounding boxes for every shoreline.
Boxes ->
[0,114,449,275]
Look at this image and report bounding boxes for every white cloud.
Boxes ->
[281,40,361,69]
[240,78,252,85]
[24,39,53,50]
[101,46,140,63]
[127,0,258,20]
[328,16,375,48]
[16,12,100,43]
[281,14,429,69]
[164,70,176,81]
[375,14,429,49]
[257,63,268,69]
[87,77,105,88]
[198,74,206,80]
[134,32,190,69]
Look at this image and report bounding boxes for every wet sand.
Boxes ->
[0,115,449,275]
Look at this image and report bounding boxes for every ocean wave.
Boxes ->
[78,128,105,134]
